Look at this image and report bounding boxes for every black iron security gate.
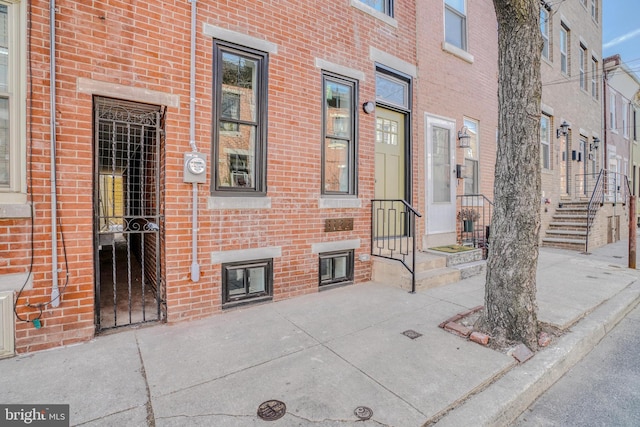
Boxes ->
[93,97,165,332]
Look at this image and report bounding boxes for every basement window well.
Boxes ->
[222,259,273,307]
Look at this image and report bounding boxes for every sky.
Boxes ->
[602,0,640,79]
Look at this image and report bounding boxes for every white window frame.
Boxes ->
[463,117,479,194]
[591,0,598,22]
[591,57,598,99]
[540,115,551,170]
[560,24,569,75]
[444,0,467,52]
[579,44,587,91]
[540,8,549,60]
[623,102,628,138]
[0,1,26,205]
[610,92,617,132]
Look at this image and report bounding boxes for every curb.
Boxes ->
[432,280,640,427]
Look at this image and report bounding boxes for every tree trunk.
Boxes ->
[484,0,543,350]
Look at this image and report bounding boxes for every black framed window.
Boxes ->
[222,259,272,306]
[213,41,268,194]
[358,0,393,16]
[322,73,357,195]
[319,251,354,287]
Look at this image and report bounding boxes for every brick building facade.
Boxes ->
[0,0,502,356]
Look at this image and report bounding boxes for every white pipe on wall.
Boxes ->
[189,0,200,282]
[50,0,60,307]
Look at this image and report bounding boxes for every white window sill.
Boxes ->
[349,0,397,27]
[0,272,32,292]
[208,196,271,210]
[0,202,31,218]
[442,42,474,64]
[318,197,362,209]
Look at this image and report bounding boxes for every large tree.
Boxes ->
[483,0,543,350]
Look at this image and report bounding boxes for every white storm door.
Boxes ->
[426,116,456,234]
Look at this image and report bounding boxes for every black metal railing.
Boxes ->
[585,169,605,254]
[584,169,631,253]
[456,194,493,259]
[371,199,422,293]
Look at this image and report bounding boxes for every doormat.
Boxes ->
[429,245,474,253]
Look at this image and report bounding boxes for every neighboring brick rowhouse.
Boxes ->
[6,0,428,353]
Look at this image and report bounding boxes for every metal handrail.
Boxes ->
[585,169,605,253]
[371,199,422,293]
[456,194,494,259]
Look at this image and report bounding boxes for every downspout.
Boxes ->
[50,0,60,307]
[189,0,200,282]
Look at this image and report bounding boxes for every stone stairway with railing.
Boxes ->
[371,245,485,292]
[541,201,589,251]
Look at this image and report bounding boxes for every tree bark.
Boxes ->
[484,0,543,350]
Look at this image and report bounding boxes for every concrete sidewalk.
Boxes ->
[2,240,639,427]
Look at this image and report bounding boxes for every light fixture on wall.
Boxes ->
[458,126,470,148]
[590,136,600,151]
[556,120,569,138]
[362,101,375,114]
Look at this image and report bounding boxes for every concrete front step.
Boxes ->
[372,248,485,291]
[548,221,587,228]
[546,229,587,237]
[541,237,586,251]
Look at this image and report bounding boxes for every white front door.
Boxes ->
[426,115,456,236]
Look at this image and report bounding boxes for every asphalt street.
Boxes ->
[514,302,640,427]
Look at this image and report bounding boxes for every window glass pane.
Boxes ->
[0,97,7,186]
[218,124,256,188]
[432,127,451,203]
[540,116,550,169]
[320,258,332,281]
[248,266,265,293]
[227,269,245,296]
[540,9,549,59]
[359,0,386,13]
[333,256,347,279]
[464,159,478,194]
[0,5,8,92]
[445,8,464,49]
[222,52,257,123]
[445,0,465,13]
[376,117,398,145]
[324,138,349,192]
[376,74,407,108]
[325,81,352,137]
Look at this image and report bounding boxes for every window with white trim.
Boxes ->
[591,57,598,99]
[444,0,467,51]
[463,118,478,194]
[623,102,628,138]
[540,115,551,169]
[540,7,550,60]
[610,92,616,131]
[591,0,598,22]
[0,1,25,198]
[560,24,569,75]
[579,44,587,91]
[357,0,393,16]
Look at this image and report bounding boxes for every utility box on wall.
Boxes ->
[0,292,14,359]
[183,152,207,183]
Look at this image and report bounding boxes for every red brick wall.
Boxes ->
[8,0,418,352]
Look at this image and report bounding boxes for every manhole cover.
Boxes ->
[257,400,286,421]
[354,406,373,420]
[402,329,422,339]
